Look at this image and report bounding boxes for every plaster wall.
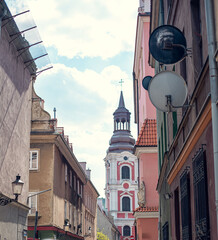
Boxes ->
[97,207,114,240]
[0,25,32,205]
[136,218,158,240]
[84,181,98,240]
[138,20,156,130]
[0,203,28,240]
[139,152,159,206]
[29,142,54,226]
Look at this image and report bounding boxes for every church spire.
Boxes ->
[107,91,135,153]
[118,91,125,108]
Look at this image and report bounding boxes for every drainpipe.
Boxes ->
[204,0,218,236]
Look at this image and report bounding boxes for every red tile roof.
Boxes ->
[133,206,159,213]
[135,119,157,147]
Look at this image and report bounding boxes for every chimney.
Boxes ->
[86,169,91,180]
[79,162,87,172]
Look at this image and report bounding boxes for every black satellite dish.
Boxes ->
[142,76,152,90]
[149,25,187,65]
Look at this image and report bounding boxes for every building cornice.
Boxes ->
[134,146,157,157]
[30,132,56,143]
[133,211,159,219]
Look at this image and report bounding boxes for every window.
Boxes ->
[69,204,72,226]
[123,226,130,236]
[180,172,192,240]
[122,197,130,211]
[162,222,169,240]
[70,170,72,187]
[64,200,67,220]
[77,180,80,194]
[191,0,203,75]
[172,112,177,138]
[65,164,68,182]
[193,150,209,238]
[29,151,38,170]
[29,192,37,215]
[174,188,180,240]
[74,175,77,190]
[122,166,130,179]
[81,184,83,197]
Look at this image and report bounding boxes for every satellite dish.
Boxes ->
[148,71,187,112]
[142,76,152,90]
[149,25,187,64]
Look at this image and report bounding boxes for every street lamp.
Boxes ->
[12,174,24,201]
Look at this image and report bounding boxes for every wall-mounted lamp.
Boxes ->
[164,193,173,200]
[12,174,24,201]
[88,226,91,234]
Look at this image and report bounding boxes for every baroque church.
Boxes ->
[104,91,138,240]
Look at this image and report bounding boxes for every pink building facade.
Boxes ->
[133,1,159,239]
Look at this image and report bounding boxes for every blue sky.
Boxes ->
[7,0,138,197]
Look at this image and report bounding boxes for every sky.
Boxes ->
[7,0,139,197]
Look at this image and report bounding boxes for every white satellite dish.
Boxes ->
[148,71,188,112]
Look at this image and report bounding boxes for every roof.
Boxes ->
[133,206,159,213]
[135,119,157,147]
[118,91,125,108]
[114,91,129,114]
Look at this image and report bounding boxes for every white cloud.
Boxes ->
[24,0,137,59]
[7,0,138,197]
[34,63,137,196]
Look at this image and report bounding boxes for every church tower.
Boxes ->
[104,91,138,240]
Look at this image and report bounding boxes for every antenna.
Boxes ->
[149,25,187,65]
[148,71,188,112]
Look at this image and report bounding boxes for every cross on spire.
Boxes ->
[119,79,124,91]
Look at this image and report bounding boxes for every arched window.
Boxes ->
[122,166,130,179]
[122,197,130,211]
[123,225,131,236]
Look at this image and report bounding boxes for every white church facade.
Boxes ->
[104,91,138,240]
